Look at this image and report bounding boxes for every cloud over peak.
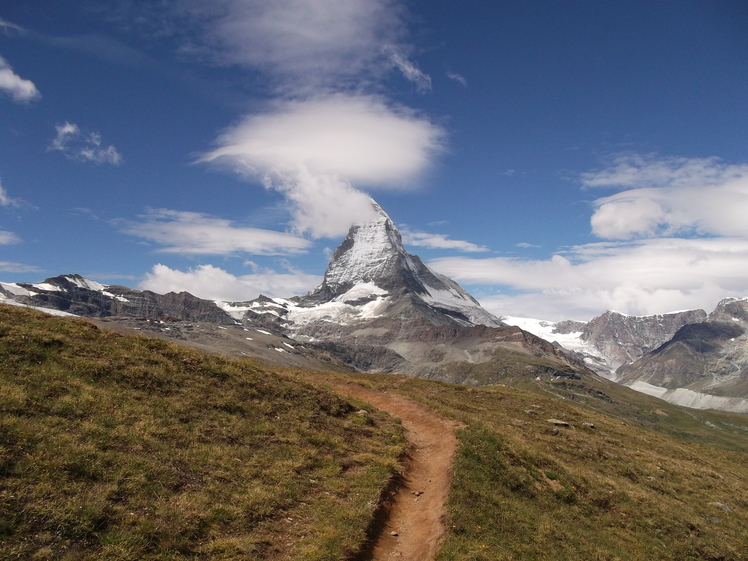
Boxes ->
[200,94,444,238]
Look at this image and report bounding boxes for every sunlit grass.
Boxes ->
[310,372,748,560]
[0,306,405,560]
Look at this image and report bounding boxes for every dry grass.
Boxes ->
[0,306,405,560]
[310,372,748,560]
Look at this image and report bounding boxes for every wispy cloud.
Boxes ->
[106,0,407,93]
[0,18,24,33]
[199,94,444,238]
[0,230,21,245]
[446,71,467,87]
[432,237,748,320]
[139,262,320,301]
[0,55,41,103]
[0,183,21,208]
[48,122,123,165]
[121,209,312,255]
[584,153,748,239]
[400,227,487,253]
[429,153,748,320]
[385,45,431,92]
[0,261,40,273]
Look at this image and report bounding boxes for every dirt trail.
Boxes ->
[320,379,463,561]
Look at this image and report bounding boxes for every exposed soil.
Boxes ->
[314,378,464,560]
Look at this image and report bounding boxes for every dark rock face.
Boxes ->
[7,274,234,324]
[553,320,587,334]
[616,299,748,399]
[654,322,745,355]
[580,309,707,367]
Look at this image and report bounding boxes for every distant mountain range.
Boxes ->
[503,299,748,413]
[2,200,747,413]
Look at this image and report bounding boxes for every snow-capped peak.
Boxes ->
[314,200,404,295]
[62,274,107,292]
[299,199,502,327]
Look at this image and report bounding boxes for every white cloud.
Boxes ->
[139,262,320,301]
[444,153,748,320]
[0,55,40,103]
[0,230,20,245]
[0,183,21,207]
[585,154,748,239]
[432,237,748,320]
[446,71,467,87]
[0,261,40,273]
[49,122,122,165]
[400,227,487,253]
[200,94,444,237]
[385,45,431,92]
[178,0,405,92]
[121,209,311,255]
[0,18,23,33]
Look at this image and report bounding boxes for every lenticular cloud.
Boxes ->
[200,94,444,237]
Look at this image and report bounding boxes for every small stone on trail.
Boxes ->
[391,531,399,536]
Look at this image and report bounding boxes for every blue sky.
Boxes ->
[1,1,748,320]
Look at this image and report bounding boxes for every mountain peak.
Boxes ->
[306,200,405,300]
[301,199,502,327]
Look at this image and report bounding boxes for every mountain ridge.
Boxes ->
[3,201,748,413]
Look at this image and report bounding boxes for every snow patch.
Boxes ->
[31,283,62,292]
[334,282,387,303]
[629,381,748,414]
[64,275,107,291]
[284,295,389,328]
[0,282,32,297]
[0,299,79,317]
[215,301,252,320]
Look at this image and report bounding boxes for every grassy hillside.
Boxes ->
[313,372,748,561]
[0,306,405,560]
[438,351,748,455]
[3,304,748,560]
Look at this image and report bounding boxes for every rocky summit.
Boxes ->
[297,200,502,327]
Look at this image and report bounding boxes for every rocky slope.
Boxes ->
[615,298,748,413]
[505,302,748,413]
[0,274,234,324]
[503,309,707,377]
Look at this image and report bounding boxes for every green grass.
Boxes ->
[310,373,748,561]
[0,306,406,560]
[3,304,748,560]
